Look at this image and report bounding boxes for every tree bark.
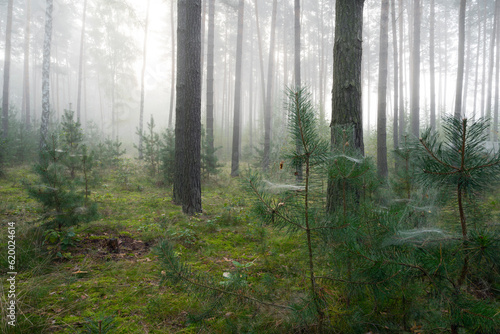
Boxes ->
[174,0,202,215]
[173,0,187,204]
[330,0,365,153]
[294,0,303,181]
[254,0,266,112]
[77,0,87,123]
[168,0,176,129]
[391,0,399,151]
[454,0,467,119]
[138,0,151,159]
[494,1,500,140]
[40,0,54,152]
[327,0,365,213]
[486,0,498,121]
[398,0,405,141]
[410,0,421,137]
[2,0,14,139]
[262,0,278,171]
[231,0,245,177]
[429,0,436,129]
[377,0,389,178]
[206,0,215,152]
[23,0,32,129]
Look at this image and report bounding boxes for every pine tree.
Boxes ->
[135,115,161,176]
[60,110,84,179]
[27,135,98,231]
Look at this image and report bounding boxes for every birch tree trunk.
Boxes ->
[40,0,54,152]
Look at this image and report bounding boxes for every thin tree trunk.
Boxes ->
[454,0,467,119]
[262,0,278,171]
[462,8,472,117]
[174,0,187,204]
[472,4,482,119]
[398,0,405,140]
[377,0,389,178]
[231,0,245,177]
[494,1,500,140]
[391,0,399,151]
[2,0,14,139]
[486,0,499,122]
[481,0,488,118]
[40,0,54,152]
[77,0,87,123]
[23,0,32,129]
[138,0,151,159]
[294,0,303,181]
[206,0,215,152]
[429,0,436,129]
[254,0,266,112]
[410,0,421,137]
[168,0,176,129]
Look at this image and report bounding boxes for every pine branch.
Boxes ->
[419,137,459,171]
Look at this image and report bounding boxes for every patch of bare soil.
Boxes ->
[78,234,151,260]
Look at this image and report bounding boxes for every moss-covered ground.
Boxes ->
[0,163,312,333]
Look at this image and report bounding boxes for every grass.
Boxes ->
[0,163,310,333]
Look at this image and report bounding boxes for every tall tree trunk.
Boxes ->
[494,1,500,140]
[481,1,488,118]
[248,21,254,155]
[174,0,187,204]
[327,0,365,214]
[23,0,32,129]
[410,0,421,137]
[391,0,399,151]
[294,0,303,181]
[486,0,499,122]
[262,0,278,171]
[462,8,472,116]
[398,0,405,140]
[254,0,266,111]
[138,0,151,159]
[206,0,215,152]
[2,0,14,139]
[377,0,389,179]
[174,0,202,215]
[77,0,87,123]
[472,4,482,119]
[40,0,54,152]
[330,0,365,153]
[231,0,245,177]
[454,0,467,119]
[429,0,436,129]
[200,0,206,85]
[168,0,176,129]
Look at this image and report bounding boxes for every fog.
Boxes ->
[0,0,496,158]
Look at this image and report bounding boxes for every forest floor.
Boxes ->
[0,162,308,333]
